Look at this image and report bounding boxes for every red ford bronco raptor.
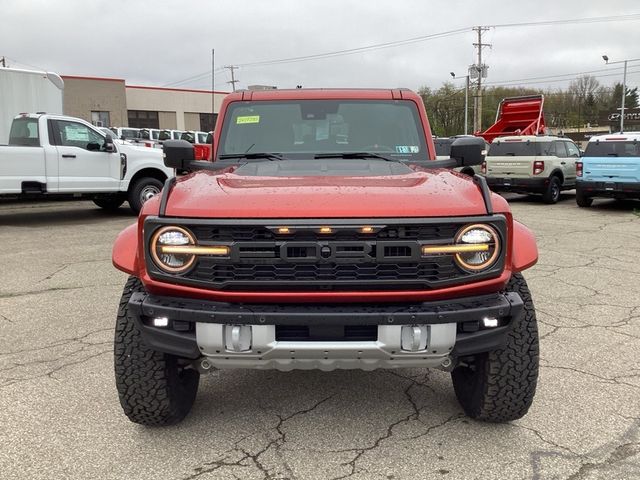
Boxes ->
[112,88,539,426]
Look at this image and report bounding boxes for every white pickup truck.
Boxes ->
[0,113,173,213]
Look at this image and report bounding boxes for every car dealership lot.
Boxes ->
[0,196,638,480]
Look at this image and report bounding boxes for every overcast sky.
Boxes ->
[2,0,640,94]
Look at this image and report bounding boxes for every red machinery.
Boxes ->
[476,95,546,143]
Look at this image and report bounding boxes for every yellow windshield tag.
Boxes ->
[236,115,260,124]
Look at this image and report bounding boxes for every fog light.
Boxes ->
[153,317,169,328]
[224,325,252,352]
[482,317,499,328]
[401,325,428,352]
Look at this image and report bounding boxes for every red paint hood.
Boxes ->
[162,168,508,218]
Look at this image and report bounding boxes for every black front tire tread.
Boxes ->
[576,189,593,208]
[93,196,125,211]
[114,277,199,426]
[451,273,539,422]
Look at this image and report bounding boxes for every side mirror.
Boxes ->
[104,136,115,153]
[163,139,195,170]
[87,141,101,151]
[450,137,487,167]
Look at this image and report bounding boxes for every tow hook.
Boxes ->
[194,358,215,373]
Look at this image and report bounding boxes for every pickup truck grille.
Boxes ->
[144,217,506,292]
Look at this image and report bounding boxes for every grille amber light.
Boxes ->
[361,226,374,234]
[319,227,333,234]
[277,227,291,234]
[160,245,230,256]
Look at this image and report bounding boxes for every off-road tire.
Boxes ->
[575,188,593,208]
[93,195,125,211]
[542,176,561,204]
[114,276,200,426]
[451,273,539,422]
[127,177,163,215]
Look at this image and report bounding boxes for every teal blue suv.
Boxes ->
[576,133,640,207]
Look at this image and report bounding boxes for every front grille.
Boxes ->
[145,217,506,292]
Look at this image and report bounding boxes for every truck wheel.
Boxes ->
[542,176,561,204]
[114,277,200,426]
[451,273,539,422]
[576,188,593,208]
[128,177,163,214]
[93,195,125,211]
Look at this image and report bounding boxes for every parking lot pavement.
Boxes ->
[0,196,638,480]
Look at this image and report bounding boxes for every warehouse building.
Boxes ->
[61,75,228,131]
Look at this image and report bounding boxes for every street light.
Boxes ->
[451,71,470,135]
[602,55,640,132]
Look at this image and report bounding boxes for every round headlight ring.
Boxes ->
[150,226,196,274]
[454,223,500,272]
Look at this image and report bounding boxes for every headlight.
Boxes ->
[150,226,196,273]
[453,224,500,271]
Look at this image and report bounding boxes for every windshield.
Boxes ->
[489,141,541,156]
[584,141,640,157]
[216,100,427,160]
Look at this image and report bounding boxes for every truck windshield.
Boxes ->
[9,117,39,146]
[216,100,427,160]
[488,141,540,156]
[584,141,640,157]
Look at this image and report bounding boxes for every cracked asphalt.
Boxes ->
[0,196,638,480]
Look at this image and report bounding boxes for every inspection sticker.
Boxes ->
[395,145,419,153]
[236,115,260,124]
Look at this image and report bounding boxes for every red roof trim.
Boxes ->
[126,85,229,95]
[61,75,125,83]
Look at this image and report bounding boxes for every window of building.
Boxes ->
[200,113,217,132]
[128,110,159,129]
[91,111,111,127]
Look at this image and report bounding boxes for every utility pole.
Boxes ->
[472,26,491,133]
[0,57,6,67]
[224,65,239,92]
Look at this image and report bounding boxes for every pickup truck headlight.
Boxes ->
[150,226,197,273]
[453,224,500,271]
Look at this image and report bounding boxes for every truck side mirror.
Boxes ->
[450,137,487,167]
[163,140,195,170]
[104,136,115,153]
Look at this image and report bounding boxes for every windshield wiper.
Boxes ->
[218,152,288,161]
[314,152,403,163]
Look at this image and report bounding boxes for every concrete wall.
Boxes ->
[62,76,127,126]
[126,86,226,130]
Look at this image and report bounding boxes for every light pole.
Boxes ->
[450,71,469,135]
[602,55,640,133]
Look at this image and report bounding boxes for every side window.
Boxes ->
[54,121,105,151]
[565,142,580,158]
[553,141,567,158]
[539,142,554,156]
[9,118,40,146]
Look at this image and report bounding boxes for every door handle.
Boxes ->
[560,162,566,165]
[62,154,76,158]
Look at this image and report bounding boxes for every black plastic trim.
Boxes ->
[451,326,510,357]
[472,175,493,215]
[158,176,176,217]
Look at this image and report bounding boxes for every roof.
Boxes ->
[224,88,419,101]
[491,135,566,144]
[588,132,640,142]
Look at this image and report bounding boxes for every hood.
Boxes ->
[162,167,505,218]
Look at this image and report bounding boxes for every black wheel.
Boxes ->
[93,195,125,211]
[576,188,593,208]
[128,177,163,214]
[542,176,561,204]
[114,277,200,426]
[451,273,539,422]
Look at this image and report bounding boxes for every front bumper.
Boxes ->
[485,176,548,193]
[577,180,640,199]
[127,290,524,371]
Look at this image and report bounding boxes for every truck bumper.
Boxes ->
[485,176,548,194]
[577,180,640,199]
[127,290,524,371]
